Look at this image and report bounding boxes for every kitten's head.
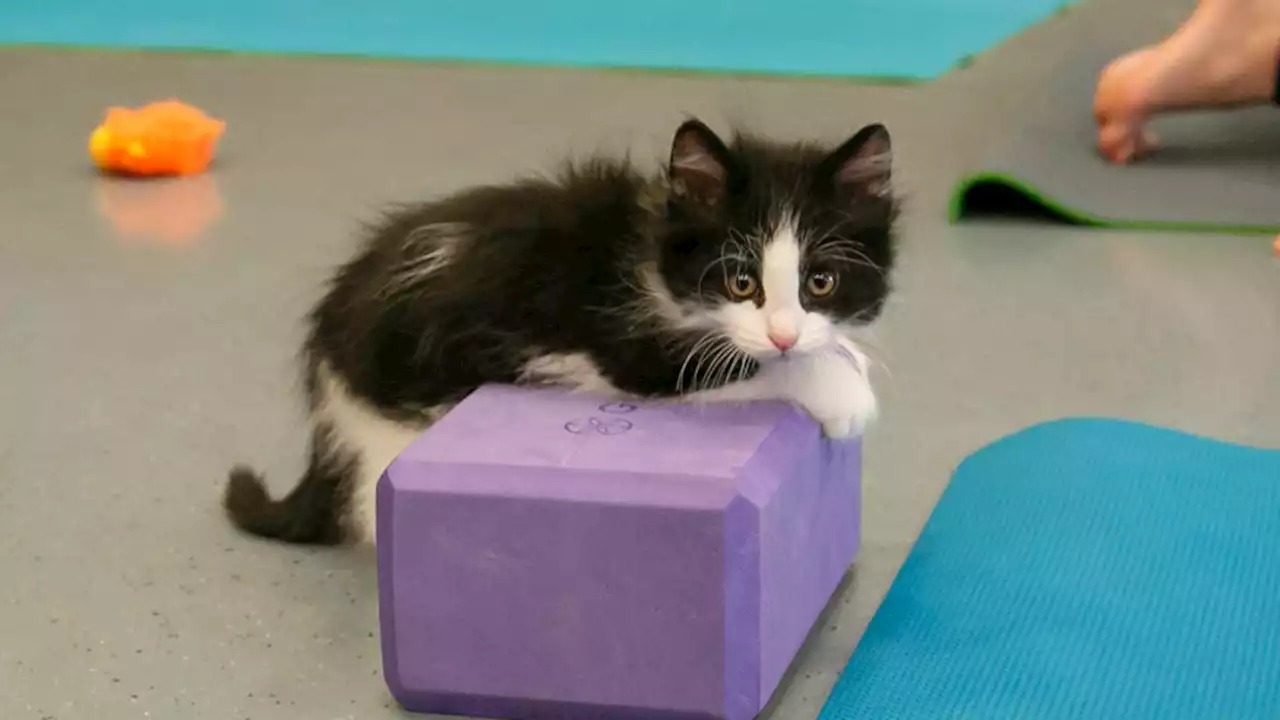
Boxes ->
[652,119,896,362]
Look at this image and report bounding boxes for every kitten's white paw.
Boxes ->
[811,380,876,439]
[820,415,857,439]
[783,342,878,439]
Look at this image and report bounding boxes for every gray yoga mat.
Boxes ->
[951,0,1280,233]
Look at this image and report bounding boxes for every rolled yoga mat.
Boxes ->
[817,418,1280,719]
[950,0,1280,233]
[0,0,1075,81]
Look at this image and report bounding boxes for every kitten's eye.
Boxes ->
[806,271,838,297]
[726,271,759,299]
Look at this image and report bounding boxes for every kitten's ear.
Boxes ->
[669,119,732,207]
[821,123,892,199]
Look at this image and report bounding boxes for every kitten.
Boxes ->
[224,118,897,546]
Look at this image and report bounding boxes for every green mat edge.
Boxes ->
[949,171,1280,235]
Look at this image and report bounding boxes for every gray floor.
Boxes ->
[963,0,1280,230]
[3,2,1280,718]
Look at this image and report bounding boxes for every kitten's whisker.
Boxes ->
[691,336,732,393]
[719,346,747,390]
[676,332,720,394]
[815,254,883,275]
[697,341,734,393]
[696,255,748,297]
[690,346,712,393]
[704,344,728,391]
[836,329,893,386]
[702,342,737,392]
[808,238,885,276]
[740,354,758,385]
[727,227,761,264]
[726,350,749,389]
[692,340,727,393]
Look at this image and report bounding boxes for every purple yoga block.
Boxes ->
[377,385,861,720]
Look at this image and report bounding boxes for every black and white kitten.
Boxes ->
[225,119,897,546]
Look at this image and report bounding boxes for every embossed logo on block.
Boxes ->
[564,402,639,435]
[598,402,637,414]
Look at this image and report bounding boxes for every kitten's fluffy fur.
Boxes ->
[225,119,897,545]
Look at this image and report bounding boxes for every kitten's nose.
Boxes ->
[768,330,797,352]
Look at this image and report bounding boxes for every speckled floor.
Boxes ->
[2,4,1279,719]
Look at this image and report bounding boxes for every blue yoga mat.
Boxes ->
[821,419,1280,719]
[0,0,1073,80]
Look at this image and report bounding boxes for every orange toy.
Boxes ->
[89,99,225,176]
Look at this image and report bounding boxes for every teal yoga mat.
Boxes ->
[0,0,1074,80]
[820,419,1280,719]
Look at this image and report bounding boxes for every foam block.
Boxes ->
[377,385,861,720]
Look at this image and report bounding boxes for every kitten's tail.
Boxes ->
[223,456,350,545]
